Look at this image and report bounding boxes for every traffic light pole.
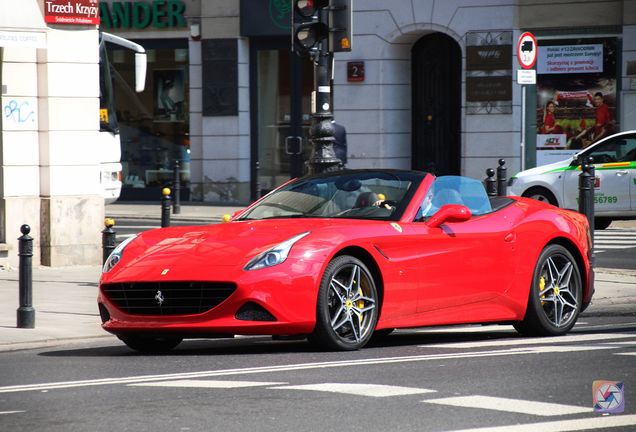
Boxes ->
[307,48,341,175]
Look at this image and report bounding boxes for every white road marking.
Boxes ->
[441,414,636,432]
[128,380,285,388]
[0,345,616,394]
[271,383,436,397]
[602,340,636,345]
[422,395,590,416]
[410,325,515,334]
[614,352,636,356]
[423,333,634,349]
[0,411,25,415]
[593,244,636,249]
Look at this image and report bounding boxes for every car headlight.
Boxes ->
[102,234,137,273]
[244,232,310,271]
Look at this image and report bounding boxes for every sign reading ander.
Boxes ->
[45,0,100,25]
[99,0,186,29]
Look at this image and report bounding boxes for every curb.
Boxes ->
[0,335,115,353]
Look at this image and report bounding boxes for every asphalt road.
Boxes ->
[0,315,634,431]
[111,218,636,271]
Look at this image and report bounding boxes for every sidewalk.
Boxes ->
[105,202,245,223]
[1,263,634,352]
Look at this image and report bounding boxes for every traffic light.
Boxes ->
[292,0,352,53]
[329,0,352,52]
[292,0,329,52]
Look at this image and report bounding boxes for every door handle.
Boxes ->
[504,232,516,243]
[616,170,629,176]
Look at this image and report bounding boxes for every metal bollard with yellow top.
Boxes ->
[161,187,172,228]
[102,218,117,264]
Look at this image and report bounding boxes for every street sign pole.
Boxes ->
[517,31,537,173]
[521,84,526,171]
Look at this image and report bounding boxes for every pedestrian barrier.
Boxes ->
[102,218,116,264]
[17,224,35,329]
[161,187,172,227]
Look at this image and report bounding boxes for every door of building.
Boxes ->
[411,33,462,176]
[250,37,313,201]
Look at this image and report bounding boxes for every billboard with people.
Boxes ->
[535,37,618,165]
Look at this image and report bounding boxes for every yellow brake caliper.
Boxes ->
[539,276,546,305]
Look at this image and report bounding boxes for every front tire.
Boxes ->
[522,187,558,206]
[310,255,379,350]
[514,244,582,336]
[120,335,183,353]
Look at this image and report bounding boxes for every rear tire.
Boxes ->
[514,244,582,336]
[120,335,182,353]
[522,187,558,206]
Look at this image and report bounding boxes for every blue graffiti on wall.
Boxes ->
[3,99,36,124]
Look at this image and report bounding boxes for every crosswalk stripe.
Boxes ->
[421,395,590,416]
[594,244,636,249]
[271,383,436,397]
[441,414,636,432]
[422,333,634,349]
[593,228,636,254]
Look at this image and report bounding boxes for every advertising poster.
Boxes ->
[536,38,618,165]
[154,69,185,122]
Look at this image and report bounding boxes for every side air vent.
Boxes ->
[235,302,277,322]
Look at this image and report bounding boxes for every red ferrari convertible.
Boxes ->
[98,170,594,352]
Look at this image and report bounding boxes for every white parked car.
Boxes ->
[508,130,636,229]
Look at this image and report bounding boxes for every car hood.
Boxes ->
[513,158,572,178]
[103,218,361,281]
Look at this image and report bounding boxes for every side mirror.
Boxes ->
[425,204,472,228]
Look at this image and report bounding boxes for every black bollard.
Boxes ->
[485,168,497,197]
[161,187,172,228]
[17,224,35,329]
[173,160,181,215]
[496,159,507,196]
[579,156,595,236]
[102,218,116,264]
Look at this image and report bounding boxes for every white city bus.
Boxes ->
[99,32,146,203]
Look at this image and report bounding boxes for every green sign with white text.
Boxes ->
[99,0,186,29]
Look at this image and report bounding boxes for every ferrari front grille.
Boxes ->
[102,281,237,315]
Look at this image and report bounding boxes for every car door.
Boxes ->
[562,134,635,213]
[408,176,517,316]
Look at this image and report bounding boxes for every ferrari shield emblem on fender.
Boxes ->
[390,223,402,233]
[161,268,169,275]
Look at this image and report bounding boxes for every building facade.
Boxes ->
[1,0,103,267]
[102,0,636,205]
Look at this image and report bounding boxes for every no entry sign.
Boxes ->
[517,32,537,70]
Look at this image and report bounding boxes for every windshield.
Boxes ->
[238,170,424,221]
[99,38,119,134]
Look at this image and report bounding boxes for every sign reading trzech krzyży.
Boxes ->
[44,0,100,25]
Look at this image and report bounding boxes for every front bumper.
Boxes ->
[98,259,324,337]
